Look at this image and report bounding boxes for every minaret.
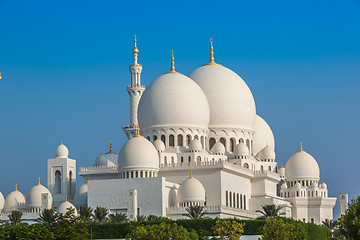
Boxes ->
[123,35,145,139]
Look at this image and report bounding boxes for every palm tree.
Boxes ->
[94,206,108,223]
[256,204,283,219]
[322,219,337,239]
[79,206,93,222]
[8,210,23,226]
[109,213,128,223]
[136,215,147,222]
[183,204,207,219]
[147,215,168,221]
[37,208,58,224]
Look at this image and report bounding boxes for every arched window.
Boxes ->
[260,165,264,171]
[69,171,73,196]
[196,156,201,163]
[220,137,226,149]
[131,172,134,178]
[243,163,249,169]
[186,135,191,146]
[55,170,61,194]
[171,157,174,164]
[233,194,236,208]
[164,156,168,164]
[161,135,166,145]
[311,218,314,223]
[209,138,216,149]
[169,135,175,147]
[268,166,272,171]
[226,191,228,206]
[181,157,184,163]
[136,171,138,178]
[229,191,232,207]
[244,195,246,210]
[237,193,239,208]
[230,138,235,152]
[178,135,183,146]
[246,139,250,151]
[127,172,129,178]
[188,156,191,163]
[239,138,244,143]
[153,135,158,141]
[140,171,143,177]
[240,194,243,209]
[201,136,204,148]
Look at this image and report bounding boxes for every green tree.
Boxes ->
[128,222,198,240]
[183,204,207,219]
[94,206,108,223]
[8,210,23,226]
[322,219,337,239]
[338,195,360,239]
[79,206,93,222]
[261,217,305,240]
[37,208,59,224]
[109,212,128,223]
[136,215,147,222]
[256,204,283,219]
[147,215,168,221]
[212,218,244,240]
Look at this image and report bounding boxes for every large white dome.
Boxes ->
[0,192,4,211]
[253,115,275,155]
[4,186,25,211]
[285,147,320,181]
[188,64,256,131]
[138,72,210,130]
[178,174,206,204]
[25,180,52,209]
[118,135,159,171]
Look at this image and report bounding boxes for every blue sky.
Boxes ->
[0,0,359,218]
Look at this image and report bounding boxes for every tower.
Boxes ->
[339,193,349,215]
[47,142,76,208]
[123,35,145,139]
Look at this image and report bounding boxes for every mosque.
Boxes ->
[0,38,337,224]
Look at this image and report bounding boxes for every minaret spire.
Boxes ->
[132,34,139,64]
[169,50,177,73]
[106,141,115,154]
[208,38,217,65]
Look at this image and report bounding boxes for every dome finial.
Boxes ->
[189,170,193,178]
[0,72,2,80]
[132,34,139,55]
[169,50,177,73]
[15,184,18,191]
[38,177,41,185]
[135,125,142,137]
[106,141,115,154]
[208,38,217,65]
[65,195,68,202]
[299,142,303,152]
[61,140,63,145]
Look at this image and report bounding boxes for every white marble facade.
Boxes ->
[0,38,336,224]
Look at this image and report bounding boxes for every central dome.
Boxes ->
[188,64,256,130]
[138,72,210,130]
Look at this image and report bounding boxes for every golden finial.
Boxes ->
[189,170,193,178]
[0,72,2,80]
[208,38,217,65]
[65,195,68,202]
[299,142,303,152]
[169,50,177,73]
[60,140,63,145]
[15,184,18,191]
[38,177,41,185]
[106,141,115,154]
[132,34,139,55]
[135,125,142,137]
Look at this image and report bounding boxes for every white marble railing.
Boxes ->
[79,165,118,173]
[167,205,221,211]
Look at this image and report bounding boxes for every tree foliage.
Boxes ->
[8,210,23,226]
[256,204,283,219]
[109,212,128,223]
[79,206,93,222]
[212,218,244,240]
[338,195,360,239]
[322,219,337,239]
[261,217,305,240]
[183,204,207,219]
[94,206,108,223]
[37,208,59,224]
[128,222,198,240]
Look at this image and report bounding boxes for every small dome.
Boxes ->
[320,183,327,189]
[189,139,202,151]
[256,145,276,160]
[178,173,206,204]
[75,181,88,207]
[4,186,25,211]
[285,145,320,181]
[189,64,256,131]
[94,154,116,167]
[57,199,77,215]
[104,153,118,165]
[211,142,225,155]
[253,115,275,155]
[0,192,5,211]
[118,136,159,171]
[279,166,285,178]
[281,182,287,190]
[138,72,210,130]
[56,143,69,158]
[153,139,166,151]
[234,142,249,156]
[26,179,52,209]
